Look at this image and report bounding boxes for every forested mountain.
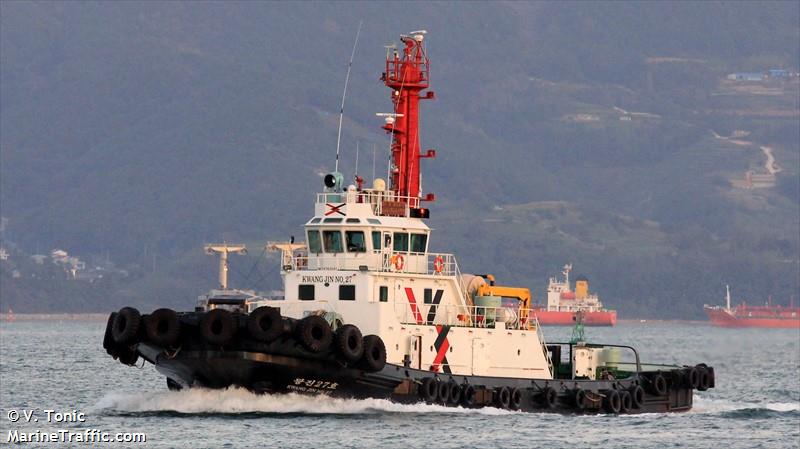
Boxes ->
[1,2,798,317]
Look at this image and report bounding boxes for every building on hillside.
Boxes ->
[726,72,764,81]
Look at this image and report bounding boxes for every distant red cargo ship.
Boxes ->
[532,264,617,326]
[704,286,799,329]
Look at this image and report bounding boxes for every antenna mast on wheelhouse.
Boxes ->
[381,30,436,208]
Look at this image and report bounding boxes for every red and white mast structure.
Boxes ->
[381,31,436,210]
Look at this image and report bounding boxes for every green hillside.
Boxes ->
[1,2,798,317]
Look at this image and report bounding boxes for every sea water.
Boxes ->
[1,320,798,448]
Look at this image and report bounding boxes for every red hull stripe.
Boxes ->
[405,288,423,324]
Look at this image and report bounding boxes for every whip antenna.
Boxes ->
[372,143,377,181]
[334,20,363,173]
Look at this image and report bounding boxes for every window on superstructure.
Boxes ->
[345,231,366,252]
[307,230,322,254]
[339,285,355,301]
[424,288,433,304]
[323,217,343,223]
[410,234,428,253]
[393,233,409,252]
[372,231,381,251]
[379,286,389,302]
[323,230,343,253]
[310,218,321,224]
[299,285,315,300]
[346,218,360,223]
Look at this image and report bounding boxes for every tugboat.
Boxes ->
[532,264,617,326]
[103,31,714,413]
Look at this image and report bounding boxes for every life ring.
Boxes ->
[433,256,445,273]
[393,254,405,270]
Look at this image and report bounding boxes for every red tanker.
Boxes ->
[532,264,617,327]
[704,286,799,329]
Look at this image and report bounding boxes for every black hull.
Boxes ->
[136,342,699,414]
[104,308,714,414]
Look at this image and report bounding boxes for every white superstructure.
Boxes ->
[247,185,553,379]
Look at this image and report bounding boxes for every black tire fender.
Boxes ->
[112,307,141,345]
[540,386,557,408]
[510,387,523,410]
[574,388,587,411]
[619,390,633,413]
[359,335,386,372]
[420,377,439,403]
[448,383,462,406]
[247,306,284,343]
[649,373,668,396]
[687,366,700,389]
[461,385,476,407]
[103,312,117,355]
[604,389,621,414]
[698,367,711,391]
[200,308,237,346]
[630,384,645,408]
[437,380,452,403]
[334,324,364,363]
[144,308,181,347]
[495,386,511,409]
[296,315,333,353]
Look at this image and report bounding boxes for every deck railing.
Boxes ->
[289,251,459,276]
[316,191,420,217]
[394,302,543,331]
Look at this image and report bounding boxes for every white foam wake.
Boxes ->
[692,396,800,414]
[93,387,514,416]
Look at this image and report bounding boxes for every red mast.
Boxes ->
[382,31,435,204]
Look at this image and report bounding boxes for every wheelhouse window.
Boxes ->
[307,230,322,254]
[299,285,315,300]
[339,285,356,301]
[393,232,409,252]
[410,233,428,253]
[323,230,343,253]
[345,231,366,253]
[372,231,381,251]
